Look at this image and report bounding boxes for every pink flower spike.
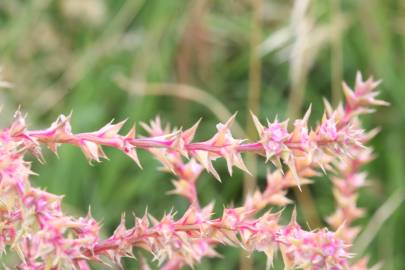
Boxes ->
[0,72,388,269]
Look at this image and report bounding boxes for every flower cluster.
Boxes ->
[0,73,386,269]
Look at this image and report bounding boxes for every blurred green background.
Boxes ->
[0,0,404,269]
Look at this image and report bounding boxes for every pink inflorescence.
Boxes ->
[0,73,387,269]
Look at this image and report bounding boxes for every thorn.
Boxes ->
[323,98,333,116]
[355,71,363,85]
[126,124,137,139]
[250,111,264,135]
[223,112,238,129]
[183,118,202,143]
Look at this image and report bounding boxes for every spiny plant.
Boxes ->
[0,73,387,269]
